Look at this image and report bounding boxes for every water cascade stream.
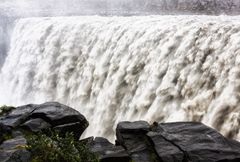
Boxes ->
[0,16,240,141]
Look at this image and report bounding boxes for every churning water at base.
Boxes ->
[0,16,240,141]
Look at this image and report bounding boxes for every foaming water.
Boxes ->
[0,15,240,141]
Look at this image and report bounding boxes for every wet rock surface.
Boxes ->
[116,121,157,162]
[86,121,240,162]
[1,102,240,162]
[0,102,88,139]
[154,122,240,162]
[115,121,240,162]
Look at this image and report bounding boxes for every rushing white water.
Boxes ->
[0,16,240,141]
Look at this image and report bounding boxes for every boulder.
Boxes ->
[155,122,240,162]
[116,121,160,162]
[116,121,240,162]
[0,102,90,161]
[116,121,150,144]
[0,102,88,139]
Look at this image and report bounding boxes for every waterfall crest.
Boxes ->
[1,16,240,141]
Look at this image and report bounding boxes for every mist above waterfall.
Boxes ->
[1,0,240,17]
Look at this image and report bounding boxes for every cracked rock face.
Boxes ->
[0,102,89,140]
[115,121,240,162]
[84,137,131,162]
[0,136,31,162]
[0,102,89,162]
[154,122,240,162]
[1,102,240,162]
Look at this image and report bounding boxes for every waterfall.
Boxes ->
[0,15,240,141]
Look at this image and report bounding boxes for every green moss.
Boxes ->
[2,133,13,140]
[26,130,99,162]
[0,105,15,116]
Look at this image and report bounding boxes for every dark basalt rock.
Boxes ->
[0,136,31,162]
[116,121,160,162]
[116,121,150,145]
[0,123,12,143]
[0,102,89,162]
[0,102,88,139]
[86,137,131,162]
[116,121,240,162]
[30,102,87,126]
[155,122,240,162]
[147,132,184,162]
[0,105,35,128]
[1,102,240,162]
[20,118,51,132]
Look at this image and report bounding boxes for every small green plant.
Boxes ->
[2,133,13,141]
[26,130,99,162]
[0,105,15,116]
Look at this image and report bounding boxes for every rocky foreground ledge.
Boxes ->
[0,102,240,162]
